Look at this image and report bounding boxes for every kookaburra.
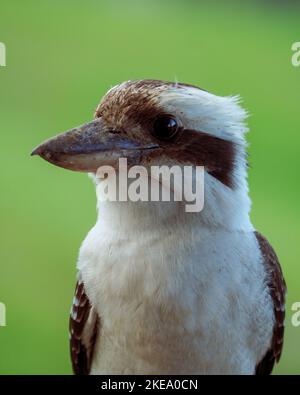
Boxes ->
[32,80,286,375]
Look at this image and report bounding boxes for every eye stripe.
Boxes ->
[166,129,236,188]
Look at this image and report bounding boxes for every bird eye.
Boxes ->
[152,116,179,141]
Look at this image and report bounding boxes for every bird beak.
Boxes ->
[31,118,159,172]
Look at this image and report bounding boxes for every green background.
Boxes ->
[0,0,299,374]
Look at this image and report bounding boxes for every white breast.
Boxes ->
[77,204,274,375]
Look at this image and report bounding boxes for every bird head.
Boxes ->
[32,80,251,229]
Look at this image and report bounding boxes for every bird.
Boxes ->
[32,79,286,375]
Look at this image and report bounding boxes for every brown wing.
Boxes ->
[69,280,99,375]
[254,231,286,375]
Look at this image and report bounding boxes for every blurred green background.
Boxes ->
[0,0,299,374]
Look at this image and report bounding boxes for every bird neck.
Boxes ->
[95,195,252,235]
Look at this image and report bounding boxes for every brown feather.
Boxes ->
[69,281,98,375]
[254,231,286,375]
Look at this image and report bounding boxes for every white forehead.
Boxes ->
[157,86,248,145]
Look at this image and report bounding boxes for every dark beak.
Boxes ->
[31,118,159,172]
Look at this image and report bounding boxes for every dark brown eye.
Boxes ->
[152,116,179,141]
